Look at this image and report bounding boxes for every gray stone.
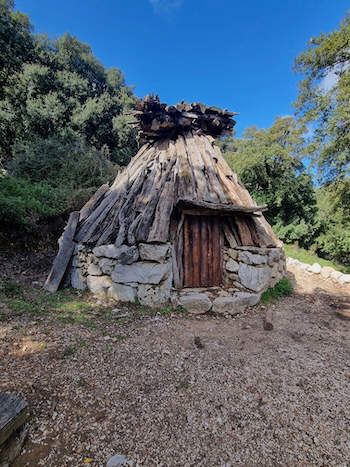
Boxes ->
[179,293,212,314]
[226,259,239,273]
[320,266,334,279]
[108,283,136,302]
[235,246,270,255]
[271,262,279,278]
[238,263,272,292]
[139,243,170,262]
[308,262,321,274]
[87,263,102,276]
[93,244,139,264]
[112,261,171,285]
[226,248,238,260]
[137,274,173,306]
[268,248,281,265]
[99,258,117,274]
[238,251,267,265]
[106,454,133,467]
[212,292,260,315]
[339,274,350,284]
[71,268,86,290]
[87,275,113,295]
[331,270,343,281]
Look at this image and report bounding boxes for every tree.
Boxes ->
[294,13,350,182]
[221,117,319,247]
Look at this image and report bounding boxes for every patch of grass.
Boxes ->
[284,244,350,274]
[0,280,22,298]
[63,345,77,357]
[261,277,294,304]
[178,380,190,390]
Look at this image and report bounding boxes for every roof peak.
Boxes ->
[129,94,237,141]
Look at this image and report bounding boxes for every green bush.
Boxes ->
[0,174,68,229]
[261,277,294,304]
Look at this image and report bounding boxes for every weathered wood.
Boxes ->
[223,219,238,247]
[79,184,109,222]
[0,393,29,447]
[200,216,209,286]
[44,211,79,292]
[212,217,222,286]
[178,198,267,214]
[192,216,201,286]
[183,216,193,287]
[234,216,254,246]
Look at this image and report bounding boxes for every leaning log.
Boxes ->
[0,393,29,448]
[44,211,79,292]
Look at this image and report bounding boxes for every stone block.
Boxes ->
[71,268,86,290]
[226,259,239,272]
[139,243,170,262]
[179,293,212,314]
[238,251,268,265]
[226,248,238,260]
[112,261,171,285]
[268,248,281,265]
[212,292,260,315]
[92,244,139,264]
[307,263,321,274]
[87,275,113,295]
[137,274,172,306]
[320,266,334,279]
[107,283,136,302]
[99,258,117,275]
[339,274,350,284]
[238,263,272,292]
[87,263,102,276]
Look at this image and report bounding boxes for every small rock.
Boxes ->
[106,454,133,467]
[307,263,321,274]
[179,293,212,314]
[225,259,239,273]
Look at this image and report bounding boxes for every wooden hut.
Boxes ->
[45,96,286,313]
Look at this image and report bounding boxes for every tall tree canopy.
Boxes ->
[0,0,137,167]
[221,117,319,248]
[294,13,350,182]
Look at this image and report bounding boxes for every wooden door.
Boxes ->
[183,215,223,287]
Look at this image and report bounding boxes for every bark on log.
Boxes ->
[44,211,79,292]
[0,393,29,447]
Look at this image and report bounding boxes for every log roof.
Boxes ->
[75,130,280,247]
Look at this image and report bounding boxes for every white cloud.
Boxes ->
[149,0,183,14]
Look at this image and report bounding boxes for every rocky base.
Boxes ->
[67,242,286,314]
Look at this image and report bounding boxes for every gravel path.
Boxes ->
[1,264,350,466]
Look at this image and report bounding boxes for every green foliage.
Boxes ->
[0,174,68,228]
[0,1,138,168]
[294,13,350,182]
[315,180,350,265]
[261,277,293,304]
[221,117,319,248]
[283,244,350,274]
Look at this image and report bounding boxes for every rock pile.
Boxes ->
[286,257,350,285]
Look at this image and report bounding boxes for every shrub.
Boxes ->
[261,277,294,304]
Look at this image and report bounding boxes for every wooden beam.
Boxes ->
[44,211,79,293]
[177,198,267,214]
[0,393,29,447]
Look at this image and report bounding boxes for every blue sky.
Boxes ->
[16,0,349,135]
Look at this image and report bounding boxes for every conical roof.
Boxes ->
[74,129,280,248]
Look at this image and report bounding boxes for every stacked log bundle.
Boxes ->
[129,94,237,141]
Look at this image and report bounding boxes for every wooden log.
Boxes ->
[176,134,196,199]
[234,216,254,246]
[183,216,192,287]
[79,184,109,222]
[192,216,201,286]
[212,217,222,286]
[147,177,175,242]
[246,216,261,247]
[200,216,209,286]
[223,219,238,248]
[177,198,267,214]
[0,393,29,448]
[176,212,185,287]
[44,211,79,292]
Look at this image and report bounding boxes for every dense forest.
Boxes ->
[0,0,349,265]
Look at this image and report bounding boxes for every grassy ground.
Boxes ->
[283,245,350,274]
[0,279,187,329]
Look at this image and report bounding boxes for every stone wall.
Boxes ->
[69,242,286,309]
[223,246,286,293]
[69,243,173,306]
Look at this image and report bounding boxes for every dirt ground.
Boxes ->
[1,250,350,466]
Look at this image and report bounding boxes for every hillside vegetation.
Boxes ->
[0,0,349,267]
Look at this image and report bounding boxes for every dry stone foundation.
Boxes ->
[67,242,286,315]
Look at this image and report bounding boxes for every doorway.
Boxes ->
[183,215,223,287]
